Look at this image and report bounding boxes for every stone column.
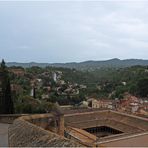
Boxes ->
[58,114,64,136]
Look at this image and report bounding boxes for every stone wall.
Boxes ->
[7,110,148,147]
[65,110,148,131]
[8,114,82,147]
[109,110,148,130]
[0,114,25,124]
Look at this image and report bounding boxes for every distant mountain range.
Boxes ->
[6,58,148,70]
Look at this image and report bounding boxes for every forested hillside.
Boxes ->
[58,66,148,98]
[7,59,148,70]
[6,65,148,114]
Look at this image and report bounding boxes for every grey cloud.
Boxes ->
[0,1,148,62]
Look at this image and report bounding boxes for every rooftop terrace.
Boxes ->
[64,110,148,146]
[0,109,147,147]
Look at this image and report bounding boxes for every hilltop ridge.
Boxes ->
[6,58,148,70]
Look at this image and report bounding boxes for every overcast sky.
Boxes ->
[0,1,148,63]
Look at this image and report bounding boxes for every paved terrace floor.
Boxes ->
[0,123,9,147]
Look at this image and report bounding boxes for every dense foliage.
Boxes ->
[7,64,148,114]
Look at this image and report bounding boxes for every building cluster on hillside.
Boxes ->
[86,98,116,110]
[7,67,148,118]
[85,93,148,117]
[9,67,87,100]
[56,83,80,96]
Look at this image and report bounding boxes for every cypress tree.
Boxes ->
[0,59,14,114]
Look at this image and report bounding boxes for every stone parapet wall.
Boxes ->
[19,114,53,130]
[0,114,26,124]
[7,110,148,147]
[8,114,82,147]
[108,111,148,130]
[67,119,142,133]
[65,110,148,131]
[63,108,107,115]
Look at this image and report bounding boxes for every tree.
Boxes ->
[137,78,148,97]
[1,59,6,69]
[0,59,14,114]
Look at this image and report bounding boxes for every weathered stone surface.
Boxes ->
[8,116,82,147]
[0,114,23,123]
[8,110,148,147]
